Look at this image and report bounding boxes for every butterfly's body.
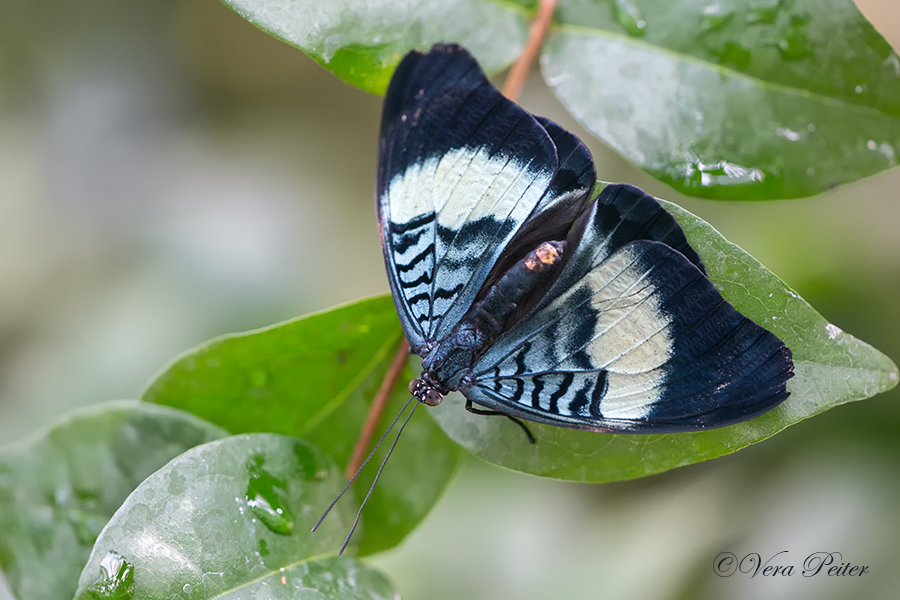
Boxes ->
[378,44,794,436]
[412,240,566,402]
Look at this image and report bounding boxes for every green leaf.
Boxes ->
[72,434,399,600]
[142,296,463,556]
[427,183,898,481]
[0,401,227,600]
[542,0,900,199]
[219,0,534,94]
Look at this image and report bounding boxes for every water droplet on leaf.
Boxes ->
[680,159,766,188]
[776,15,811,61]
[81,552,135,600]
[777,37,809,60]
[776,127,801,142]
[246,455,294,535]
[682,161,704,189]
[613,0,647,37]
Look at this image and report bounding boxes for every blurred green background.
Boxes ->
[0,1,898,598]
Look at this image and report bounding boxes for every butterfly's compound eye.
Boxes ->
[408,376,443,406]
[423,389,444,407]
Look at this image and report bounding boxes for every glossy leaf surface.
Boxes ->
[0,401,227,600]
[72,434,399,600]
[543,0,900,199]
[142,297,463,556]
[219,0,534,94]
[427,184,898,480]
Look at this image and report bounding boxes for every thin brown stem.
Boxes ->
[345,337,409,479]
[502,0,559,101]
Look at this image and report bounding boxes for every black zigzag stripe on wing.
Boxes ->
[464,237,792,432]
[377,44,560,351]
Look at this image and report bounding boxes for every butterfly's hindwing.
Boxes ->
[465,212,792,432]
[466,241,674,428]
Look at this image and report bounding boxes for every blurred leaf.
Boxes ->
[0,401,227,600]
[142,296,463,556]
[219,0,535,94]
[72,434,399,600]
[428,183,898,481]
[542,0,900,199]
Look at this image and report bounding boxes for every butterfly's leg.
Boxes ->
[464,399,536,444]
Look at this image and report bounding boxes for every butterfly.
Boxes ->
[316,43,793,553]
[377,44,793,435]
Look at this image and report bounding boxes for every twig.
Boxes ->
[345,337,409,479]
[502,0,559,101]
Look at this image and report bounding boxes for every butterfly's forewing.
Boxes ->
[463,185,793,432]
[377,45,592,352]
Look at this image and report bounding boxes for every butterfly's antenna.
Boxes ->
[338,400,420,555]
[312,396,416,535]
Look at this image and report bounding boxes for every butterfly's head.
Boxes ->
[408,375,446,406]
